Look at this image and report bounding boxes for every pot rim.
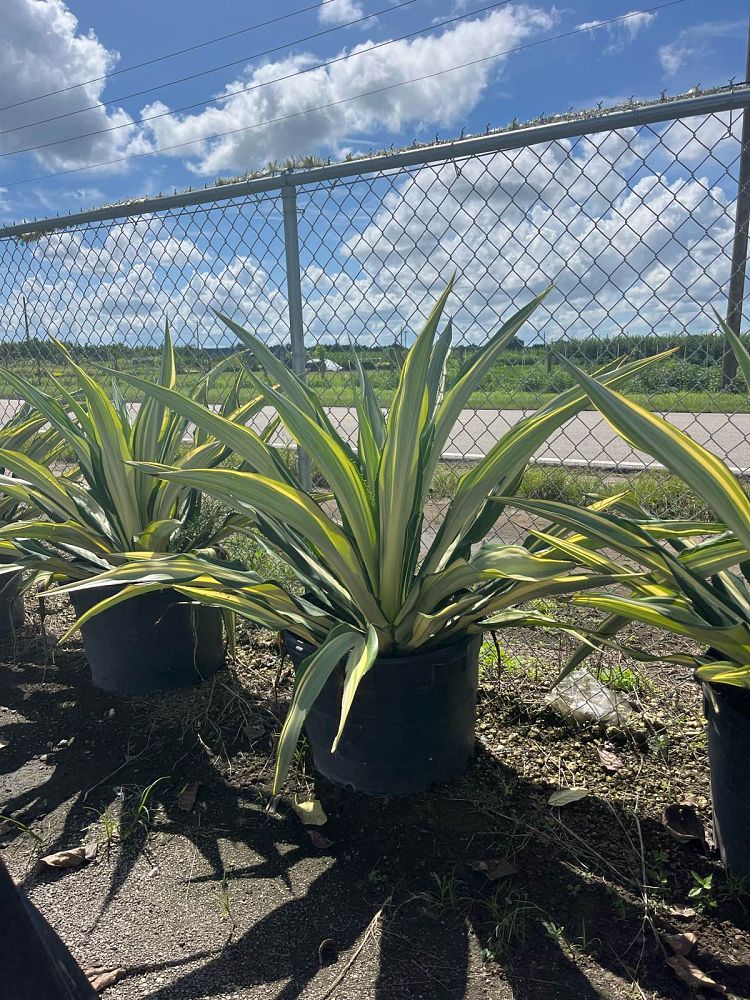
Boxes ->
[282,627,481,664]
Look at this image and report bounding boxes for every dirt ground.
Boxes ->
[1,593,749,1000]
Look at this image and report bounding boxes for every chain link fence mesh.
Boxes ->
[0,89,748,544]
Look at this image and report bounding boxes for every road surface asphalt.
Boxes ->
[2,398,747,473]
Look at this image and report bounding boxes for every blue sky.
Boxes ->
[0,0,746,223]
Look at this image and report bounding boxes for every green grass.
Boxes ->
[479,637,536,681]
[0,355,746,414]
[307,381,747,415]
[594,665,645,694]
[221,529,301,594]
[0,361,241,406]
[429,464,611,503]
[429,464,718,520]
[303,354,747,412]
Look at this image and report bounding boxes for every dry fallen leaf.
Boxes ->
[291,798,328,826]
[662,931,697,956]
[38,841,97,871]
[668,904,697,920]
[548,787,589,808]
[596,747,624,773]
[662,803,705,845]
[666,955,725,993]
[469,859,518,881]
[177,782,199,812]
[308,830,333,849]
[85,966,125,993]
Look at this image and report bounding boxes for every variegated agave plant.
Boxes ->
[0,325,269,582]
[501,314,750,690]
[58,283,669,791]
[0,401,64,524]
[0,401,66,582]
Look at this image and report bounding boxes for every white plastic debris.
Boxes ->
[545,668,634,728]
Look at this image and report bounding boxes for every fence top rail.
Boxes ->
[1,84,749,241]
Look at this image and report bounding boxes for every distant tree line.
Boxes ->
[551,331,737,364]
[0,337,234,370]
[0,330,739,371]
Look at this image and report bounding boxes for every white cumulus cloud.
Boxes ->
[137,5,556,176]
[0,1,557,183]
[332,119,736,346]
[0,0,138,171]
[319,0,365,26]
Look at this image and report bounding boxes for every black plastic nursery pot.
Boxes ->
[70,584,224,695]
[703,680,750,878]
[283,631,482,795]
[0,569,24,636]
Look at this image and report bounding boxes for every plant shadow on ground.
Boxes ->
[1,609,750,999]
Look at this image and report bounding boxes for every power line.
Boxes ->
[2,2,686,192]
[0,0,510,160]
[0,0,349,113]
[1,0,418,138]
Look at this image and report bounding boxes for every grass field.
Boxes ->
[428,463,720,519]
[308,381,748,414]
[0,357,747,414]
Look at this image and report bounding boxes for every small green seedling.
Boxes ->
[688,871,716,911]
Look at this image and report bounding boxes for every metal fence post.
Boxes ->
[281,179,312,490]
[722,23,750,387]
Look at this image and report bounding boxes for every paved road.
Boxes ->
[3,397,749,473]
[307,406,750,474]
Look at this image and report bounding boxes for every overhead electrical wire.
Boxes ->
[0,0,364,113]
[2,1,686,192]
[0,0,419,137]
[0,0,511,159]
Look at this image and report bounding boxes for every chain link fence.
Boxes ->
[1,86,749,538]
